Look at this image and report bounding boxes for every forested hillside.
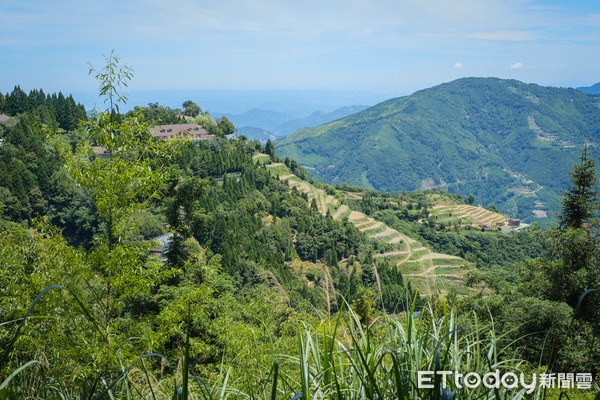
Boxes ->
[1,61,599,398]
[277,77,600,223]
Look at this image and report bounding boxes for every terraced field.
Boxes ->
[287,178,329,215]
[267,164,331,215]
[259,157,474,296]
[252,153,271,165]
[431,203,508,227]
[341,206,470,296]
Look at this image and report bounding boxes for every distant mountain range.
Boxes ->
[225,105,369,141]
[577,82,600,94]
[276,77,600,222]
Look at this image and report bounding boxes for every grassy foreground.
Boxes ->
[4,287,593,400]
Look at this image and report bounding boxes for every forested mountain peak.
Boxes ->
[276,77,600,223]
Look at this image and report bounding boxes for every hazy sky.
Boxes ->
[2,0,600,97]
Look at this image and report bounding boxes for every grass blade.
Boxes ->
[0,360,38,390]
[0,284,64,368]
[182,302,190,400]
[93,353,167,400]
[271,362,279,400]
[189,376,213,400]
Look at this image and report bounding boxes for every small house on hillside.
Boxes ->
[150,124,215,142]
[92,146,111,159]
[508,218,521,227]
[149,233,173,260]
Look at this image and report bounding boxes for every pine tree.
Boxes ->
[55,92,67,130]
[6,85,30,115]
[361,251,376,285]
[538,146,600,316]
[559,146,598,229]
[265,139,275,157]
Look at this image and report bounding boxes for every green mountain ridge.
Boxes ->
[276,77,600,222]
[577,82,600,94]
[3,76,600,395]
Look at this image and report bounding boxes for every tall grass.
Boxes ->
[2,287,597,399]
[163,298,547,399]
[253,299,537,400]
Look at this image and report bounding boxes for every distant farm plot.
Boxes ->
[430,203,508,227]
[252,153,271,165]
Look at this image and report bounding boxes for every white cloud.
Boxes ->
[468,30,542,41]
[3,0,600,92]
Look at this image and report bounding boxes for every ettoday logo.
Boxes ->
[418,371,593,393]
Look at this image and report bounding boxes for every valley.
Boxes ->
[276,77,600,224]
[260,155,517,297]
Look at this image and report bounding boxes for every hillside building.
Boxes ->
[149,233,173,261]
[92,146,111,159]
[150,123,215,142]
[92,123,215,158]
[508,218,521,227]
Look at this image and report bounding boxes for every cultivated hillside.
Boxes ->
[276,77,600,222]
[258,155,477,297]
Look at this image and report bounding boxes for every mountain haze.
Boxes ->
[276,77,600,222]
[577,82,600,94]
[274,105,369,136]
[226,105,370,140]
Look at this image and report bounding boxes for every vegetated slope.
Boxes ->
[265,160,475,297]
[430,203,508,227]
[276,77,600,222]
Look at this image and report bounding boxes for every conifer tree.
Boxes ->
[559,146,598,229]
[6,85,30,115]
[265,139,275,157]
[540,146,600,316]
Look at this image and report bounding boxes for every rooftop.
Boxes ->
[150,124,215,141]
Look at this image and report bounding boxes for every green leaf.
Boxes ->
[0,360,38,390]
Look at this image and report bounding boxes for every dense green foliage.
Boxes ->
[0,109,101,247]
[164,137,371,310]
[276,77,600,223]
[461,149,600,375]
[1,64,599,397]
[1,85,87,131]
[0,123,424,396]
[126,102,183,125]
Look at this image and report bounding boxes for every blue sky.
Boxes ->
[1,0,600,99]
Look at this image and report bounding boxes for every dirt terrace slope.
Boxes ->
[259,157,474,297]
